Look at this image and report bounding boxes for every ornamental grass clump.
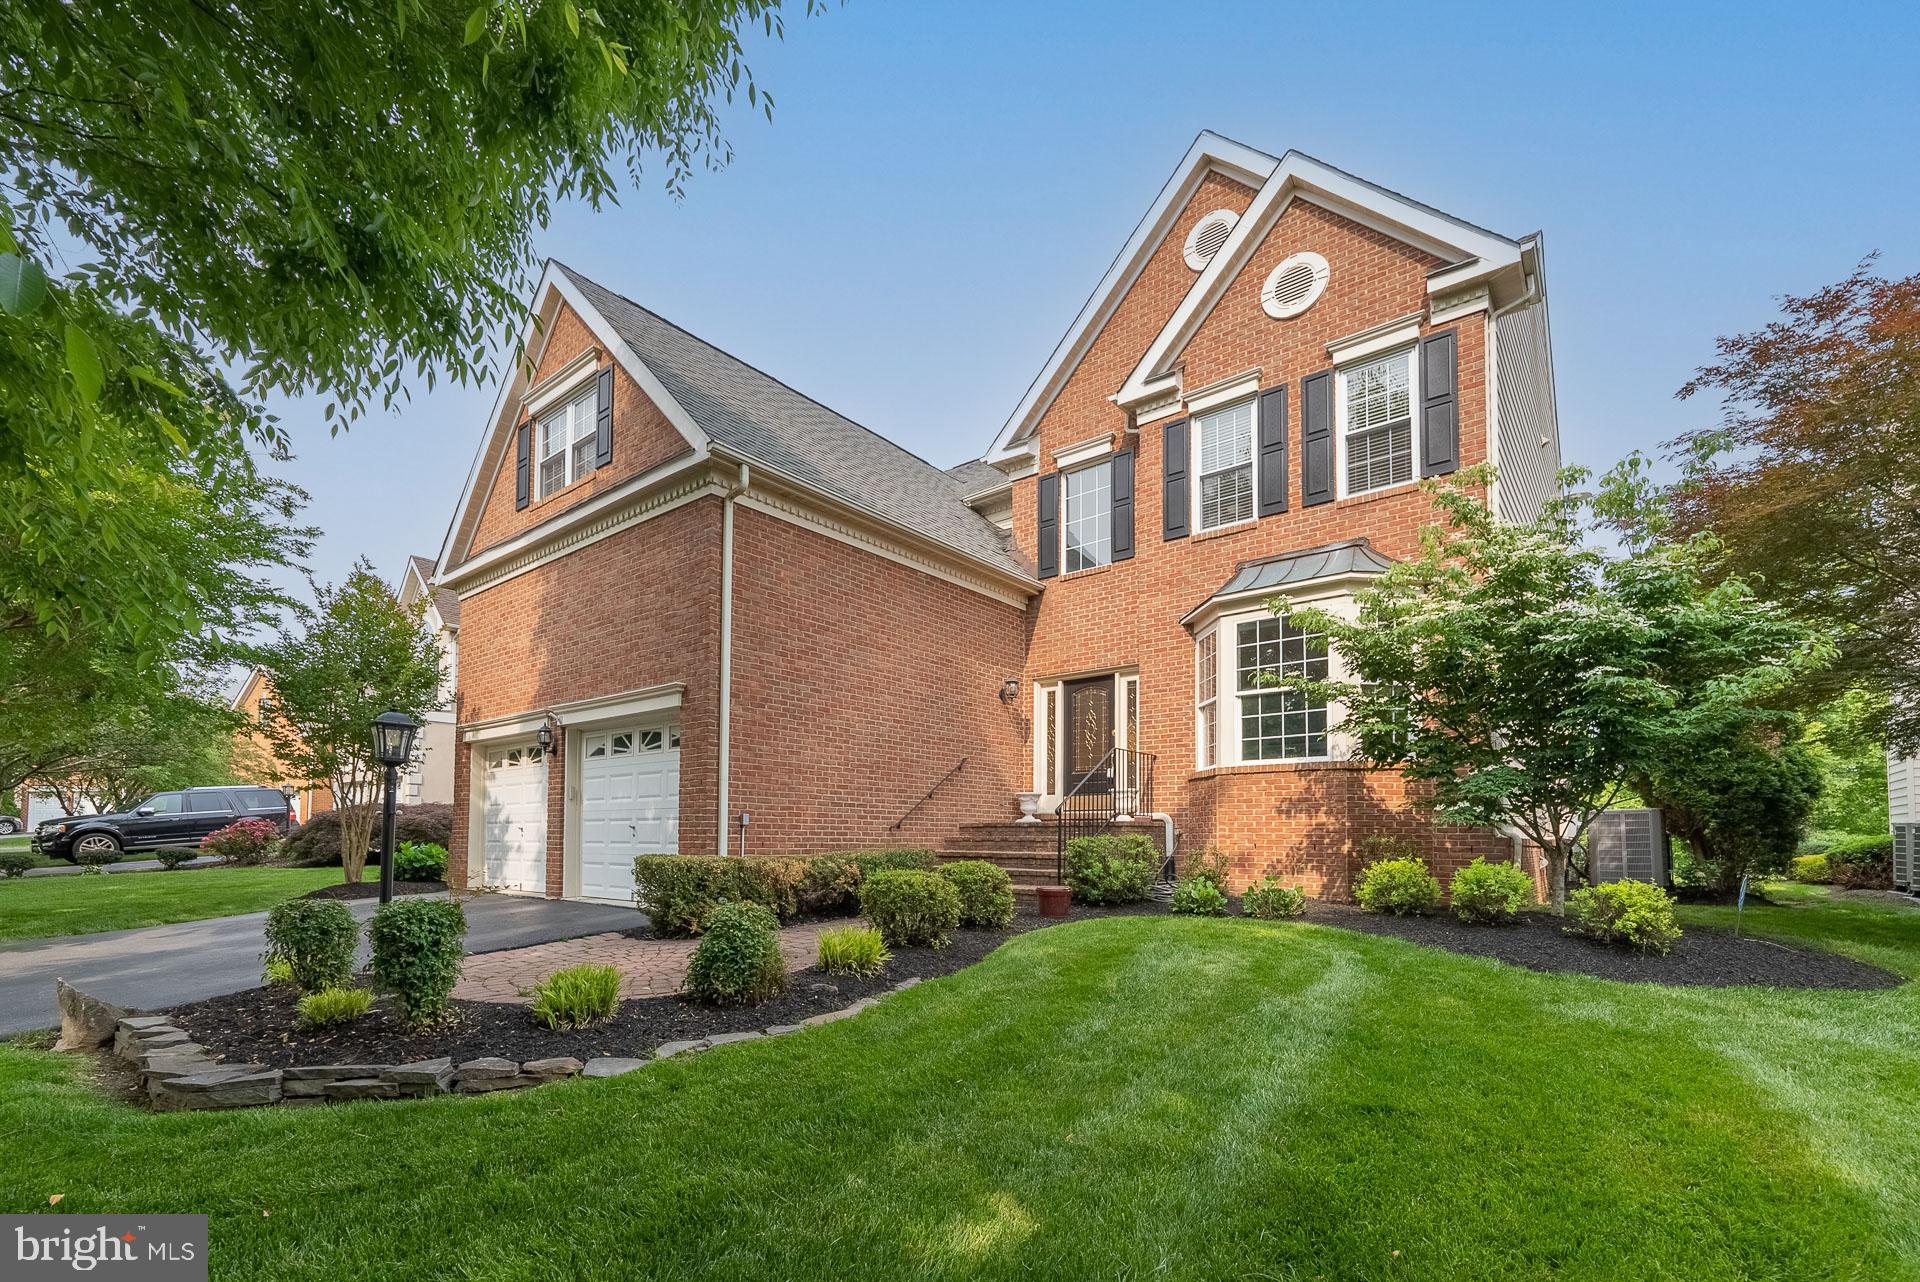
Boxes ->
[1448,857,1534,924]
[296,986,372,1029]
[817,925,890,976]
[859,869,963,948]
[528,963,622,1029]
[263,898,358,993]
[685,902,786,1006]
[369,897,467,1027]
[1242,878,1308,920]
[1565,880,1682,954]
[937,860,1015,928]
[1355,857,1441,916]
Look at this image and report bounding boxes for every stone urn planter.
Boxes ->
[1015,792,1042,824]
[1036,885,1071,918]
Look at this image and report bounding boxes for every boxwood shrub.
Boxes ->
[938,859,1015,928]
[1355,857,1440,915]
[1565,880,1681,954]
[0,852,33,878]
[1242,877,1308,920]
[685,902,786,1006]
[860,868,963,947]
[369,898,467,1027]
[1790,853,1831,884]
[1448,857,1534,924]
[263,899,358,993]
[1065,833,1157,904]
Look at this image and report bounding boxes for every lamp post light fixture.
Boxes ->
[371,710,421,905]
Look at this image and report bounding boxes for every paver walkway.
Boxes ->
[455,919,855,1003]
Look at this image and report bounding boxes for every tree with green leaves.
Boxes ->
[32,683,241,815]
[254,564,446,883]
[1802,690,1891,836]
[1283,468,1827,913]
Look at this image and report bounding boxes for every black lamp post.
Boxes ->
[371,710,420,904]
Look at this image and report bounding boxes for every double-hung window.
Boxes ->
[1340,349,1415,495]
[537,388,597,498]
[1194,398,1255,530]
[1061,459,1113,572]
[1196,630,1219,768]
[1234,616,1329,761]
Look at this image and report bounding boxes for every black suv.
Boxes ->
[33,787,293,862]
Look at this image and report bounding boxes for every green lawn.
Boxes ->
[1,892,1915,1280]
[0,866,343,941]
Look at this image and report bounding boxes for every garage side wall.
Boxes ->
[449,495,725,894]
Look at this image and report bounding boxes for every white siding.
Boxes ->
[1491,298,1561,525]
[1889,750,1919,826]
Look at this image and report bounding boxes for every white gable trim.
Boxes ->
[436,260,711,580]
[1116,153,1524,408]
[983,132,1277,465]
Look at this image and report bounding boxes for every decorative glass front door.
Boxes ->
[1064,677,1115,795]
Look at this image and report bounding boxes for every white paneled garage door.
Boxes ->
[579,724,680,902]
[481,742,547,893]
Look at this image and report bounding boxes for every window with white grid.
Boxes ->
[538,387,597,498]
[1341,349,1414,495]
[1062,459,1112,572]
[1196,628,1219,768]
[1235,616,1329,760]
[1194,398,1255,530]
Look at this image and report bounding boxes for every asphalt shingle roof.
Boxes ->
[560,265,1031,583]
[946,459,1009,498]
[408,554,461,628]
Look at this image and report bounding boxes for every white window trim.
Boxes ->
[1190,395,1259,534]
[536,386,598,499]
[523,351,601,418]
[1052,433,1115,470]
[1060,457,1115,574]
[1194,601,1358,768]
[1335,344,1420,500]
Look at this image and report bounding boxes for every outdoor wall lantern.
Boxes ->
[537,722,554,753]
[999,676,1021,703]
[370,710,421,904]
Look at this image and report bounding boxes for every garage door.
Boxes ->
[481,742,547,893]
[579,724,680,902]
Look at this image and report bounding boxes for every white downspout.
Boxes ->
[717,461,749,855]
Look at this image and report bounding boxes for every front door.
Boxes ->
[1064,677,1115,795]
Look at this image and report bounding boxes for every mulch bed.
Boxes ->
[300,879,446,901]
[165,902,1137,1069]
[1301,901,1903,990]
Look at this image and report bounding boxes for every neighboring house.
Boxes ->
[398,554,460,806]
[1890,749,1917,892]
[434,132,1561,902]
[228,668,334,823]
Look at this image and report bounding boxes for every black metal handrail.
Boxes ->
[889,757,968,833]
[1055,748,1158,883]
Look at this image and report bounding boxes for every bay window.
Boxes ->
[1193,608,1333,766]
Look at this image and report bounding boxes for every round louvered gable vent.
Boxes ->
[1261,251,1330,319]
[1183,209,1238,270]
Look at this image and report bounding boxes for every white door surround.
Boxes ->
[479,741,548,895]
[1031,669,1140,808]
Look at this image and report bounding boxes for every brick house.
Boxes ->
[434,133,1560,902]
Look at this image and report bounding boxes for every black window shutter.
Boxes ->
[514,420,532,509]
[1301,371,1334,506]
[594,365,615,468]
[1162,418,1190,540]
[1036,472,1060,579]
[1257,385,1290,517]
[1420,329,1459,477]
[1110,449,1135,561]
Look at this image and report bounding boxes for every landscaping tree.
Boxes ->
[1284,468,1826,914]
[1666,261,1920,751]
[1639,730,1822,894]
[1802,690,1892,835]
[31,682,241,814]
[253,564,445,884]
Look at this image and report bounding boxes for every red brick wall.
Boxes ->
[448,497,725,892]
[726,505,1030,854]
[1012,183,1501,894]
[468,301,693,558]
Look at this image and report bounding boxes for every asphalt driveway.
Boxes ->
[0,894,640,1035]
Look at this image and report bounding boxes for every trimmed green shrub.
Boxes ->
[263,899,358,993]
[1448,857,1534,924]
[798,853,863,915]
[685,901,786,1006]
[1065,833,1157,905]
[938,860,1015,928]
[0,852,32,878]
[200,818,280,865]
[850,847,935,879]
[817,925,890,976]
[1566,880,1682,954]
[528,963,622,1029]
[392,841,447,882]
[1791,854,1831,884]
[369,898,467,1027]
[1242,878,1308,920]
[281,803,454,866]
[1355,858,1440,915]
[153,848,194,870]
[296,986,372,1029]
[632,855,791,935]
[1169,875,1227,916]
[1824,833,1893,890]
[860,869,963,947]
[76,849,121,873]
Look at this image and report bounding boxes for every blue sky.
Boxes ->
[269,0,1920,595]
